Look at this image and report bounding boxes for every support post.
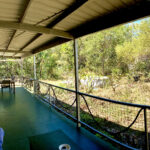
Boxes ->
[144,108,149,150]
[21,59,24,87]
[73,39,80,128]
[49,86,51,104]
[33,55,37,93]
[34,55,37,80]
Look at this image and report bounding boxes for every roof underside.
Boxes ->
[0,0,149,59]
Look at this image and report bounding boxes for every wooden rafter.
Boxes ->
[0,49,31,54]
[70,1,150,38]
[3,0,31,57]
[0,56,21,59]
[13,0,88,57]
[0,21,73,39]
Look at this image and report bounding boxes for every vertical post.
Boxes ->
[49,86,51,104]
[21,59,24,87]
[144,108,149,150]
[33,55,37,93]
[74,39,80,128]
[34,55,37,80]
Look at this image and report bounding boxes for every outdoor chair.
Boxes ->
[1,80,11,91]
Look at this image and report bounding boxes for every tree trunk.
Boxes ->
[102,56,105,76]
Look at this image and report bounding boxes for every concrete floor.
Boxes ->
[0,87,116,150]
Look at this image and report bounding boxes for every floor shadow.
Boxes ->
[0,88,15,108]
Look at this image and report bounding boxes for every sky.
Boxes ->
[128,16,149,25]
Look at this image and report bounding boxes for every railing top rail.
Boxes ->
[23,77,150,109]
[24,77,76,93]
[79,92,150,109]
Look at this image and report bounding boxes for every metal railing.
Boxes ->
[21,77,150,150]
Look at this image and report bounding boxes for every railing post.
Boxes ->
[21,59,24,87]
[73,39,80,128]
[49,85,51,103]
[144,108,149,150]
[33,55,37,93]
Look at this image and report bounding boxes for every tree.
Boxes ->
[116,18,150,75]
[78,25,131,76]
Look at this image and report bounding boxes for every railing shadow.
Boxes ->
[0,88,15,108]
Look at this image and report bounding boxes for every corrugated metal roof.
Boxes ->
[0,0,149,59]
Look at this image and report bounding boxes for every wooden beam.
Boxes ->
[0,59,21,62]
[46,0,88,28]
[3,0,31,56]
[0,21,73,39]
[0,56,21,59]
[70,1,150,38]
[0,50,31,54]
[14,0,87,57]
[22,38,69,58]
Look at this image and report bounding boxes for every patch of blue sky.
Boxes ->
[127,17,150,25]
[125,17,149,36]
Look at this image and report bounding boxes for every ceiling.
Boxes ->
[0,0,149,59]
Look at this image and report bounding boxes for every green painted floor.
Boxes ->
[0,87,116,150]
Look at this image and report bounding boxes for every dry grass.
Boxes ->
[43,77,150,105]
[92,78,150,105]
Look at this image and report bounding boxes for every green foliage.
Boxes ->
[116,18,150,75]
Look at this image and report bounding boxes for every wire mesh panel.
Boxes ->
[49,86,76,118]
[79,94,148,149]
[35,82,50,101]
[23,78,34,92]
[34,81,76,118]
